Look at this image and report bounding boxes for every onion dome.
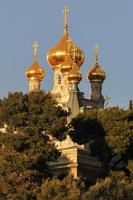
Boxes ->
[68,48,82,83]
[87,44,106,82]
[60,53,73,75]
[68,63,82,83]
[47,6,85,70]
[87,63,106,82]
[25,42,45,81]
[60,37,73,75]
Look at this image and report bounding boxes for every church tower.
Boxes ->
[87,44,106,108]
[47,6,85,105]
[67,47,82,120]
[25,42,45,92]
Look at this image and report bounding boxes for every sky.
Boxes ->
[0,0,133,108]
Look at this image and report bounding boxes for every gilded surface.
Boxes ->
[25,42,45,81]
[87,45,106,82]
[47,6,85,69]
[25,60,45,81]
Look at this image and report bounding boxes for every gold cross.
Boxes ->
[32,42,39,58]
[94,43,99,63]
[71,46,77,61]
[63,6,70,27]
[67,36,72,51]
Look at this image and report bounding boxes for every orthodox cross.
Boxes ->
[63,6,70,27]
[67,36,72,52]
[71,46,78,63]
[32,42,39,59]
[94,43,99,63]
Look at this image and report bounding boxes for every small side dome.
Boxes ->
[87,44,106,82]
[25,42,45,81]
[87,63,106,82]
[60,37,73,75]
[60,53,72,75]
[25,60,45,81]
[68,62,82,83]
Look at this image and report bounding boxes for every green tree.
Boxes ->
[0,91,69,199]
[0,131,58,199]
[82,172,133,200]
[70,107,133,174]
[0,91,68,140]
[99,107,133,155]
[38,176,82,200]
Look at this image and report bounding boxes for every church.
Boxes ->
[25,6,106,178]
[25,6,106,120]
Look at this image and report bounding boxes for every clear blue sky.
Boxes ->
[0,0,132,108]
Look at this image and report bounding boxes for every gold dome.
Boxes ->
[87,44,106,82]
[25,60,45,81]
[25,42,45,81]
[68,62,82,83]
[60,37,73,75]
[87,63,106,82]
[60,52,72,75]
[47,6,85,69]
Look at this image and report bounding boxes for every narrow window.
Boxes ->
[58,74,62,84]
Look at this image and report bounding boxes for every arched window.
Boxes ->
[58,74,62,84]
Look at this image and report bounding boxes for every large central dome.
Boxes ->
[47,6,85,69]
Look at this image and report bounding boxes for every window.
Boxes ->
[58,74,62,84]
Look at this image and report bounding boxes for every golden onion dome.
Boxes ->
[25,42,45,81]
[68,62,82,83]
[60,37,73,75]
[47,6,85,69]
[87,62,106,82]
[87,44,106,82]
[25,60,45,81]
[60,53,72,75]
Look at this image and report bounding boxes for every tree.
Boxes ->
[0,91,69,199]
[82,172,133,200]
[69,111,111,163]
[0,91,68,140]
[98,107,133,155]
[69,107,133,174]
[38,176,82,200]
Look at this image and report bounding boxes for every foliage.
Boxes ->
[70,107,133,174]
[0,91,69,199]
[99,107,133,155]
[69,111,110,162]
[0,92,133,199]
[0,91,68,140]
[0,131,59,199]
[128,160,133,173]
[38,176,82,200]
[82,172,133,200]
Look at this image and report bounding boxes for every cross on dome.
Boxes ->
[94,44,100,63]
[67,36,72,51]
[62,6,70,27]
[71,46,78,62]
[32,42,40,59]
